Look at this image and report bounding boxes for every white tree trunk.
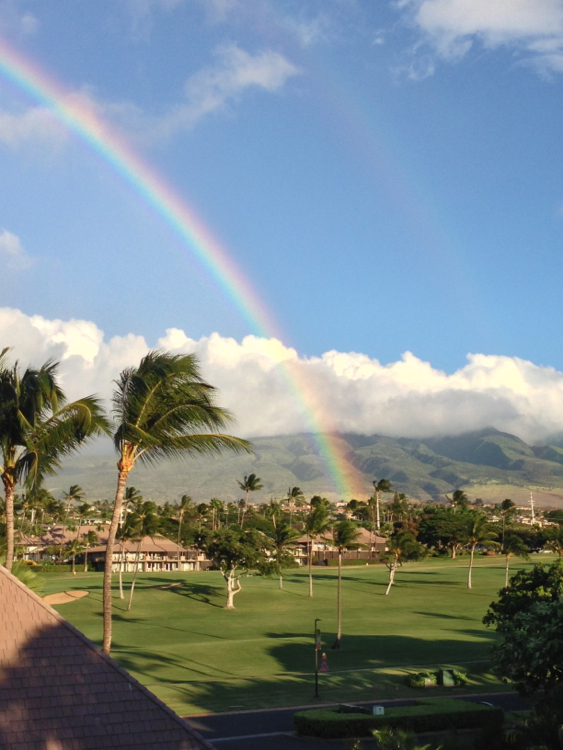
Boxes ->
[308,537,313,598]
[279,574,283,590]
[385,564,396,595]
[467,546,475,589]
[224,569,242,609]
[119,546,125,599]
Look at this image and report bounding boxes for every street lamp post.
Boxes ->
[314,618,321,699]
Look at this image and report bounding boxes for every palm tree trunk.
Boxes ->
[84,548,88,573]
[177,512,182,569]
[279,573,283,590]
[103,462,130,655]
[72,553,76,575]
[127,541,141,611]
[3,473,15,572]
[333,550,342,650]
[376,493,380,532]
[505,554,510,588]
[308,536,313,597]
[119,545,125,599]
[468,546,475,589]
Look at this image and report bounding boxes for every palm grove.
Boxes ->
[4,346,563,655]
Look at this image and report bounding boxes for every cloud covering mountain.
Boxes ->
[2,306,563,444]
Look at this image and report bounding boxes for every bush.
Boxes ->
[293,699,503,739]
[405,670,467,688]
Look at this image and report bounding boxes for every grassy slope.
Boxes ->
[42,555,551,714]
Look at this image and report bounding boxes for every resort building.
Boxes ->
[88,535,212,572]
[294,528,387,565]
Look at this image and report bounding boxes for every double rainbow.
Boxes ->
[0,35,366,498]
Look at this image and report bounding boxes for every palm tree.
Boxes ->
[83,529,98,572]
[0,350,108,571]
[117,486,143,598]
[176,494,193,567]
[502,532,529,587]
[269,522,300,589]
[102,350,251,654]
[466,512,499,589]
[286,486,304,526]
[372,479,393,532]
[65,538,85,575]
[446,489,470,512]
[237,473,263,526]
[126,500,159,611]
[330,520,361,650]
[305,504,331,597]
[498,498,516,545]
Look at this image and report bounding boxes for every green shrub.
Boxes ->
[406,672,438,688]
[451,671,467,686]
[293,699,503,739]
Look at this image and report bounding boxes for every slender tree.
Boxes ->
[127,500,159,611]
[102,350,250,654]
[382,531,426,595]
[175,494,193,568]
[330,520,361,650]
[466,512,499,589]
[498,498,516,546]
[305,504,331,597]
[65,538,85,575]
[0,350,108,572]
[372,479,393,532]
[237,473,263,526]
[268,522,300,589]
[83,529,98,573]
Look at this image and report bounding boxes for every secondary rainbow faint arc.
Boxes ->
[0,36,365,498]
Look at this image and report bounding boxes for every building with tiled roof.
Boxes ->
[87,535,212,572]
[0,564,213,750]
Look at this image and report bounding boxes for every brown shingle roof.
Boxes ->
[0,565,213,749]
[88,536,186,554]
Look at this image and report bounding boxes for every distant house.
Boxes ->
[88,535,212,572]
[0,564,212,749]
[294,528,387,565]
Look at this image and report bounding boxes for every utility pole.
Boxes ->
[530,491,535,525]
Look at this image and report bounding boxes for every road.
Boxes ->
[185,691,531,750]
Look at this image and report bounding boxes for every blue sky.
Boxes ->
[2,1,563,442]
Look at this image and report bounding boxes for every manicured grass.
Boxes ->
[42,555,551,714]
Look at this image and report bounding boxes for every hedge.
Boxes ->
[293,699,503,739]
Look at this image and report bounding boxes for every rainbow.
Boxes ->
[0,35,366,498]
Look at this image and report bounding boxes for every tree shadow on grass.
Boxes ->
[112,642,238,680]
[168,582,223,608]
[414,611,474,621]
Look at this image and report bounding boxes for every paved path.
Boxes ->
[185,691,531,750]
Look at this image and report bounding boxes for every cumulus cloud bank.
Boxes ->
[1,306,563,444]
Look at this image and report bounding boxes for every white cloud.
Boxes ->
[2,307,563,445]
[0,44,298,148]
[397,0,563,75]
[0,230,33,269]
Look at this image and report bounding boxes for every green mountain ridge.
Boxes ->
[45,427,563,505]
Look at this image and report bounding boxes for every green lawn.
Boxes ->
[41,555,549,715]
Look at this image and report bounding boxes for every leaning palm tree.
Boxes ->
[330,520,361,650]
[0,350,108,571]
[466,512,499,589]
[102,350,251,655]
[371,478,393,532]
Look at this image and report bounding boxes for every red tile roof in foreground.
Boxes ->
[0,565,213,750]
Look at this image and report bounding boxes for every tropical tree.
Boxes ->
[175,494,193,566]
[65,538,85,575]
[268,522,300,589]
[0,350,108,572]
[371,479,393,531]
[126,500,159,611]
[382,531,426,595]
[237,473,263,526]
[83,529,98,573]
[502,531,530,588]
[330,520,361,650]
[199,527,271,608]
[286,486,304,526]
[498,498,516,545]
[102,350,250,654]
[305,503,331,597]
[465,512,498,589]
[446,489,470,512]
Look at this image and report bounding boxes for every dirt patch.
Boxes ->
[43,590,90,605]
